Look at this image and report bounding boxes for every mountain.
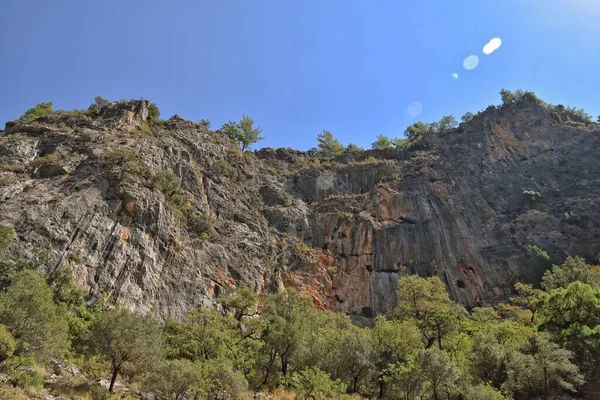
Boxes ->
[1,99,599,322]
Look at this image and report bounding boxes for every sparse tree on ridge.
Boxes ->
[316,130,344,158]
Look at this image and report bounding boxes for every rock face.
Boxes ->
[1,100,599,321]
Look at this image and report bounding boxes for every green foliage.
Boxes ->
[392,275,466,349]
[404,121,431,142]
[503,335,583,399]
[462,383,509,400]
[363,155,378,164]
[461,112,475,122]
[418,347,460,400]
[0,324,16,364]
[221,116,264,150]
[371,134,393,150]
[144,359,202,400]
[148,102,161,123]
[197,118,211,129]
[511,282,543,324]
[345,143,364,153]
[216,159,239,179]
[538,281,600,377]
[0,224,14,256]
[438,115,458,130]
[542,256,600,290]
[153,170,186,206]
[89,308,163,392]
[104,147,150,177]
[526,244,550,261]
[94,95,110,108]
[522,189,541,199]
[500,89,544,107]
[316,130,344,158]
[289,366,347,400]
[19,102,53,121]
[0,270,69,363]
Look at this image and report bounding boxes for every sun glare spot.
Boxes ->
[406,101,423,117]
[463,55,479,70]
[483,38,502,55]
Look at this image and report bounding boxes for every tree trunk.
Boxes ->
[352,375,359,393]
[109,364,121,393]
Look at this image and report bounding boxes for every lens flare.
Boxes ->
[406,101,423,117]
[483,38,502,55]
[452,73,459,80]
[463,55,479,70]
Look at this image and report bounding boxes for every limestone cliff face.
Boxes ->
[1,101,599,321]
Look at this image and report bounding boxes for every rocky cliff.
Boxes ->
[1,100,599,322]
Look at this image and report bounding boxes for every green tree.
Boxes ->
[316,130,344,158]
[438,115,458,130]
[0,324,16,364]
[404,121,431,142]
[220,116,264,150]
[258,289,317,386]
[393,275,465,349]
[0,270,69,364]
[418,347,460,400]
[19,102,53,121]
[462,383,509,400]
[89,309,163,392]
[392,137,407,149]
[289,366,347,400]
[144,359,202,400]
[503,335,583,400]
[165,306,238,362]
[511,282,543,324]
[371,134,393,150]
[371,316,423,397]
[461,112,474,122]
[385,357,424,400]
[541,256,600,290]
[538,281,600,377]
[345,143,364,153]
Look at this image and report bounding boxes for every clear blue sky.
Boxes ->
[1,0,599,150]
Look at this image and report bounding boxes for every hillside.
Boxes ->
[1,98,599,325]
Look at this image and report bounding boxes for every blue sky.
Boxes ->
[1,0,599,150]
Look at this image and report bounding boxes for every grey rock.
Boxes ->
[1,100,599,322]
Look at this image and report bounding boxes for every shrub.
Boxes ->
[0,224,15,255]
[363,156,378,164]
[198,119,211,128]
[130,122,153,135]
[289,367,347,400]
[187,211,217,238]
[216,159,239,180]
[522,189,541,200]
[94,96,110,108]
[148,102,161,123]
[104,148,149,177]
[371,134,393,150]
[31,152,59,166]
[153,170,186,206]
[526,245,550,261]
[345,143,364,153]
[19,102,53,121]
